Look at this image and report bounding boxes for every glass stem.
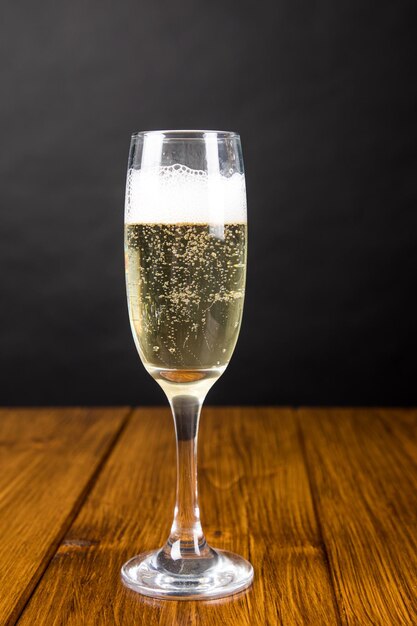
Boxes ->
[165,394,209,559]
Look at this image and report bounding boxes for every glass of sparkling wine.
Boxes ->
[121,130,253,599]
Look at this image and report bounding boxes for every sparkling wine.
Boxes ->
[125,222,246,382]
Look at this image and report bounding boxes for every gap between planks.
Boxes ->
[295,410,343,626]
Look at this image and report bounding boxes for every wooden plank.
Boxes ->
[298,408,417,625]
[18,407,340,625]
[0,407,130,626]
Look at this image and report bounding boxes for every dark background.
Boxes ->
[1,1,416,406]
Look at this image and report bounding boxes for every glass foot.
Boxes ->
[121,548,254,600]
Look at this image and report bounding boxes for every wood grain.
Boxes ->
[17,407,339,625]
[298,408,417,625]
[0,408,130,626]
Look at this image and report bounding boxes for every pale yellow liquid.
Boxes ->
[125,223,247,383]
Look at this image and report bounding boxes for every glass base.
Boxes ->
[121,548,254,600]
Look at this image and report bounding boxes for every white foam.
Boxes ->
[125,164,247,224]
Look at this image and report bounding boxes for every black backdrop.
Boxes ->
[1,1,416,406]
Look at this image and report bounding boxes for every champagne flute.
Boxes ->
[122,130,253,599]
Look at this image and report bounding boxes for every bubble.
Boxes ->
[125,164,247,225]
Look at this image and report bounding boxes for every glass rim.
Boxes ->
[131,129,240,141]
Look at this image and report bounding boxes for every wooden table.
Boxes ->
[1,407,416,625]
